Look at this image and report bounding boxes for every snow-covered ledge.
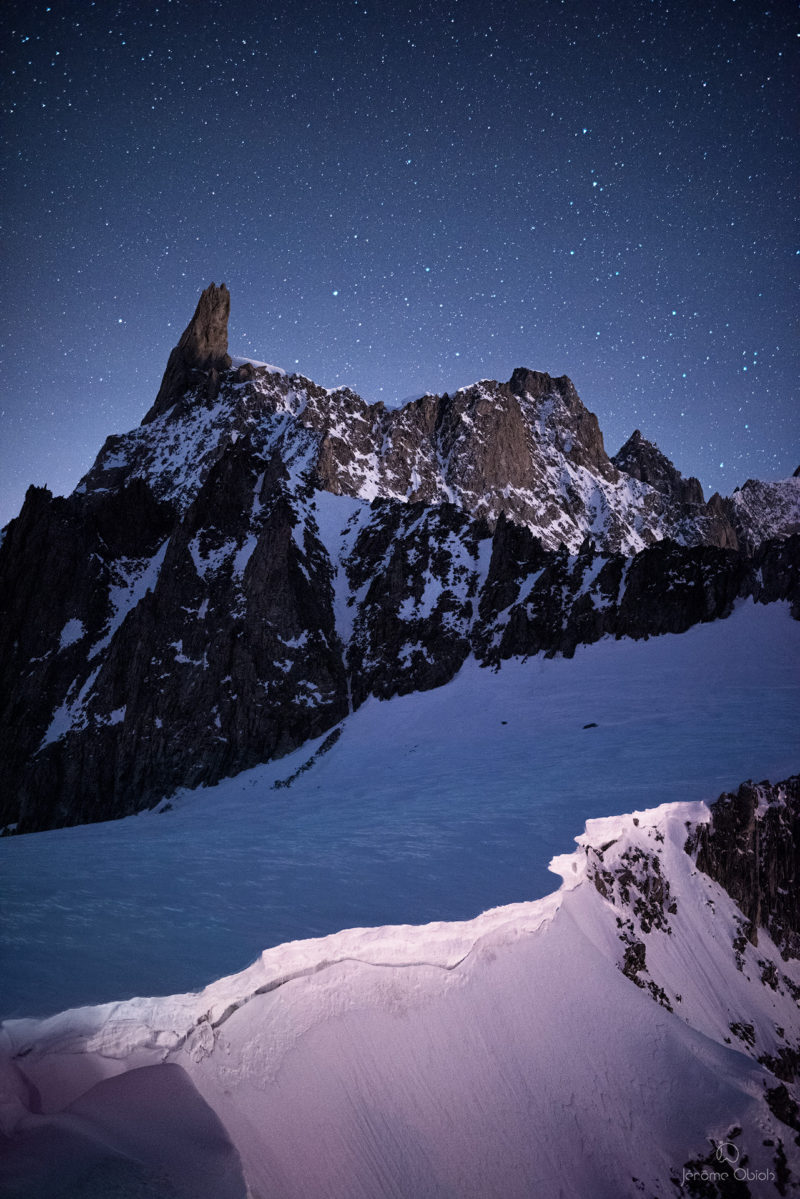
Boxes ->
[2,797,798,1198]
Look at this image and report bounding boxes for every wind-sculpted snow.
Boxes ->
[2,794,799,1198]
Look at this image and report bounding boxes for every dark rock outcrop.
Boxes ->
[473,529,799,664]
[752,532,800,618]
[0,480,175,828]
[509,368,614,479]
[688,776,800,959]
[344,501,485,707]
[9,480,796,831]
[612,429,703,506]
[8,443,348,832]
[143,283,232,424]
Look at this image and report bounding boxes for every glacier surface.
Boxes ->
[1,599,798,1021]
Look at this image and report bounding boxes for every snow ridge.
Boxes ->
[3,792,799,1198]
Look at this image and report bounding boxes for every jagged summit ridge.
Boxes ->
[77,284,744,555]
[98,285,795,558]
[1,285,799,832]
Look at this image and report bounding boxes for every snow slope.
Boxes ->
[2,799,798,1198]
[1,599,798,1021]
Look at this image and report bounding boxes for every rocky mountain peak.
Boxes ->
[143,283,232,425]
[502,367,614,481]
[506,367,577,402]
[73,284,792,557]
[1,284,799,833]
[612,428,704,506]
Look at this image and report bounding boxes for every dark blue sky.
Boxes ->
[2,0,796,525]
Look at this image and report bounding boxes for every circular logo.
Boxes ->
[715,1141,740,1165]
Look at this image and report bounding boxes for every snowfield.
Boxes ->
[1,599,798,1023]
[0,599,798,1196]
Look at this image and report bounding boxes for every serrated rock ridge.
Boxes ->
[1,286,799,831]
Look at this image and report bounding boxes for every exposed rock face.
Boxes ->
[688,776,800,960]
[343,501,485,707]
[473,527,798,664]
[291,371,715,554]
[752,531,800,618]
[3,480,796,832]
[508,367,614,479]
[4,446,347,831]
[0,480,175,830]
[690,776,800,963]
[612,428,704,506]
[702,490,741,551]
[725,475,800,554]
[610,429,745,550]
[2,286,799,831]
[79,286,798,557]
[143,283,232,424]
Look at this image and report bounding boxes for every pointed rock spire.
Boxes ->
[143,283,232,424]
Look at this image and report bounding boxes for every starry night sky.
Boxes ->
[2,0,797,525]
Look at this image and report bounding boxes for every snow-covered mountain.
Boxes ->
[1,283,798,833]
[2,776,798,1198]
[1,276,798,1199]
